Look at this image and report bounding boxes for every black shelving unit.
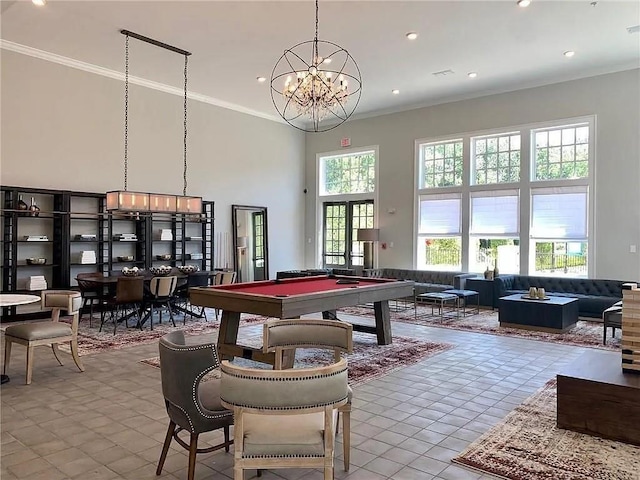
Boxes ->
[2,185,215,321]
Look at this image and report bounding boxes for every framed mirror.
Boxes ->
[232,205,269,282]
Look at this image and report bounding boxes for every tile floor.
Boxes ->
[1,312,588,480]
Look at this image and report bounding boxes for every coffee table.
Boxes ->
[498,294,579,332]
[415,292,458,321]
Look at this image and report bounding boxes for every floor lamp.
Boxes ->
[356,228,379,270]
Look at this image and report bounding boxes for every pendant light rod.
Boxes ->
[120,29,191,56]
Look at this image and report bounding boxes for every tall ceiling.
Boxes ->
[2,1,639,123]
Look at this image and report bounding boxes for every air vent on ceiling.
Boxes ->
[627,25,640,34]
[432,69,455,77]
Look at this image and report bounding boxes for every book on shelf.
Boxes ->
[160,229,173,241]
[78,251,97,264]
[186,236,203,241]
[27,275,47,291]
[75,234,97,241]
[24,235,49,241]
[113,233,137,241]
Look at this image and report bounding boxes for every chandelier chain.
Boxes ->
[183,55,188,197]
[124,34,129,191]
[315,0,319,42]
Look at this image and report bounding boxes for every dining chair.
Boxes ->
[76,272,105,327]
[213,271,237,320]
[100,276,144,334]
[3,290,85,384]
[157,331,233,480]
[174,271,211,322]
[263,318,354,471]
[220,357,349,480]
[146,276,178,330]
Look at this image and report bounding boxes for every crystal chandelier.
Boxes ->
[270,0,362,133]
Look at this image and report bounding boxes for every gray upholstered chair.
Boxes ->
[3,290,84,384]
[263,318,354,471]
[603,301,622,344]
[156,331,233,480]
[220,358,349,480]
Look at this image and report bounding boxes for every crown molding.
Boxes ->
[0,39,284,124]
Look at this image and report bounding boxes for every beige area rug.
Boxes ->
[140,331,455,386]
[339,306,620,351]
[453,380,640,480]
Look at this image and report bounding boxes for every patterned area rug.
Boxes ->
[339,306,620,350]
[140,331,455,386]
[51,309,263,356]
[453,379,640,480]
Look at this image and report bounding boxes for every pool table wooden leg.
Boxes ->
[373,300,392,345]
[218,310,241,361]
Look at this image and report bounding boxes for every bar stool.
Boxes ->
[3,290,85,384]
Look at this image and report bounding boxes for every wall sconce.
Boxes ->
[356,228,380,270]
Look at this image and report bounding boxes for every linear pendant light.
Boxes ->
[107,29,202,215]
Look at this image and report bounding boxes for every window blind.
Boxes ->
[531,186,588,238]
[470,190,519,235]
[419,194,461,235]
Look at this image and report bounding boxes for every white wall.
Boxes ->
[1,51,306,277]
[304,69,640,281]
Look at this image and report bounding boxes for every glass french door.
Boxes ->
[322,200,374,269]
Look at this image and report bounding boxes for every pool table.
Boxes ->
[190,275,414,364]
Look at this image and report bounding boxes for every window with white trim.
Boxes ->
[530,186,588,276]
[472,133,521,185]
[415,116,593,277]
[419,139,463,188]
[319,150,375,196]
[417,193,462,271]
[469,190,520,274]
[533,123,589,181]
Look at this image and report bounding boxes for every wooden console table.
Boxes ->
[557,349,640,445]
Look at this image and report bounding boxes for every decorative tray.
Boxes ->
[521,295,550,301]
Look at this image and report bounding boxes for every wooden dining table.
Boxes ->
[76,270,219,328]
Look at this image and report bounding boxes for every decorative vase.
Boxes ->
[484,266,494,280]
[493,260,499,278]
[17,195,28,215]
[28,197,40,217]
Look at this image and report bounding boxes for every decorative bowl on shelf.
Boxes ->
[117,255,134,262]
[122,266,141,276]
[177,265,199,274]
[26,258,46,265]
[149,265,173,276]
[156,254,172,261]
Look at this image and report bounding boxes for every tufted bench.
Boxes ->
[365,268,476,297]
[494,275,633,318]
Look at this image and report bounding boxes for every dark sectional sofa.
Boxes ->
[494,275,630,318]
[365,268,477,296]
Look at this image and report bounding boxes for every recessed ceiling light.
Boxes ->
[406,32,418,40]
[517,0,531,7]
[256,76,266,83]
[468,72,478,78]
[32,0,46,5]
[563,50,575,57]
[392,89,400,95]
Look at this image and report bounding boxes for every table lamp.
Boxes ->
[356,228,380,270]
